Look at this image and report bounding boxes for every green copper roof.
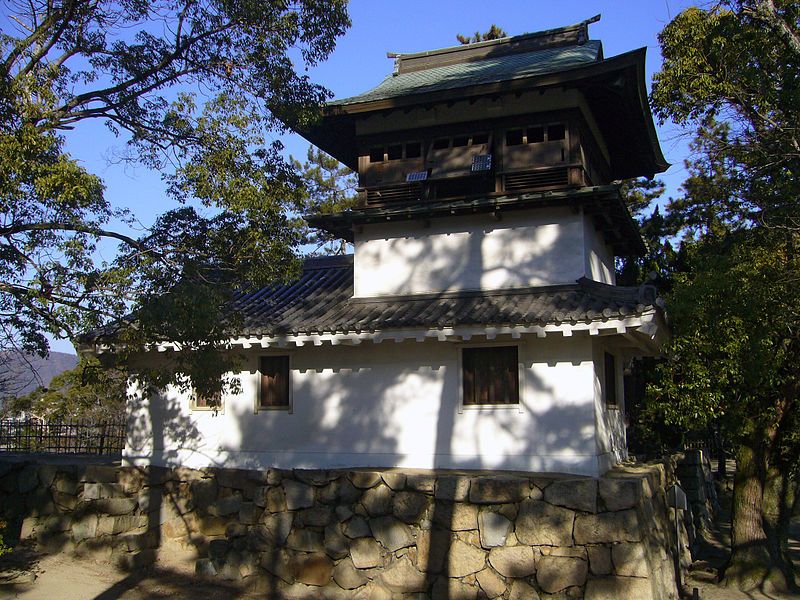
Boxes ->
[332,40,603,107]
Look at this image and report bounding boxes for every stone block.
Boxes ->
[239,502,259,525]
[379,556,427,593]
[350,537,384,569]
[509,580,541,600]
[226,522,248,538]
[284,480,314,510]
[574,510,641,545]
[84,482,125,500]
[599,478,641,512]
[488,546,536,577]
[415,528,448,574]
[543,478,597,513]
[431,577,479,600]
[72,515,99,541]
[293,470,333,486]
[95,497,137,515]
[371,516,414,551]
[26,488,56,516]
[393,491,432,524]
[588,545,613,575]
[286,528,324,553]
[361,483,393,516]
[20,517,39,539]
[435,476,470,501]
[292,553,333,586]
[478,510,511,548]
[537,555,588,593]
[516,499,575,546]
[18,465,41,493]
[476,567,506,598]
[117,549,157,570]
[198,515,230,537]
[112,515,149,535]
[469,476,529,504]
[323,523,349,559]
[406,474,435,494]
[261,549,295,584]
[196,558,217,577]
[612,542,648,577]
[343,515,371,538]
[348,471,381,489]
[448,539,486,577]
[334,556,369,589]
[38,465,58,488]
[117,469,147,494]
[431,501,477,532]
[53,474,78,495]
[381,472,406,491]
[190,478,218,512]
[208,494,242,516]
[297,506,332,527]
[80,465,118,483]
[584,576,654,600]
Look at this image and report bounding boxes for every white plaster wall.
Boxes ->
[583,215,616,285]
[354,209,586,297]
[125,335,613,476]
[592,340,628,468]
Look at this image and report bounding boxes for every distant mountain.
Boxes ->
[0,351,79,398]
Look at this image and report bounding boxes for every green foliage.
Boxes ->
[291,146,357,255]
[0,520,10,556]
[5,358,127,420]
[0,0,350,398]
[652,2,800,231]
[457,25,508,45]
[648,2,800,583]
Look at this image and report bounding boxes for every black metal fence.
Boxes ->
[0,418,125,455]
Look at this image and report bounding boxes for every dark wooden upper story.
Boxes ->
[295,16,668,209]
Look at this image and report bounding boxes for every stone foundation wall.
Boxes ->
[0,458,681,599]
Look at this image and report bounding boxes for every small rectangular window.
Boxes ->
[472,133,489,145]
[369,147,384,163]
[192,389,221,411]
[547,123,565,141]
[453,135,470,148]
[387,144,403,160]
[527,126,544,143]
[505,129,523,146]
[432,138,450,150]
[405,142,422,158]
[604,351,618,408]
[260,356,290,410]
[463,346,519,406]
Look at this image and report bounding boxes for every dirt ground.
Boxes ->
[0,544,255,600]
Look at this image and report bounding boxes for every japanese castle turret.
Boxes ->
[123,17,669,477]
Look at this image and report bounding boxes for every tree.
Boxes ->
[4,359,127,421]
[650,3,800,590]
[0,0,350,396]
[456,25,507,45]
[291,146,357,255]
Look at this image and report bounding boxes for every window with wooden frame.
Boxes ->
[191,389,222,412]
[462,346,520,406]
[258,355,291,411]
[604,351,618,408]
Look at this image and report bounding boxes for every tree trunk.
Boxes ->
[723,437,790,591]
[762,462,798,589]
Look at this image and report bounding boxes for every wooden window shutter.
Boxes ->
[260,356,290,408]
[463,346,519,405]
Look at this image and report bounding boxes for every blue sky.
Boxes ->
[52,1,697,353]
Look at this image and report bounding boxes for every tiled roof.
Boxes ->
[331,41,602,107]
[232,255,658,337]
